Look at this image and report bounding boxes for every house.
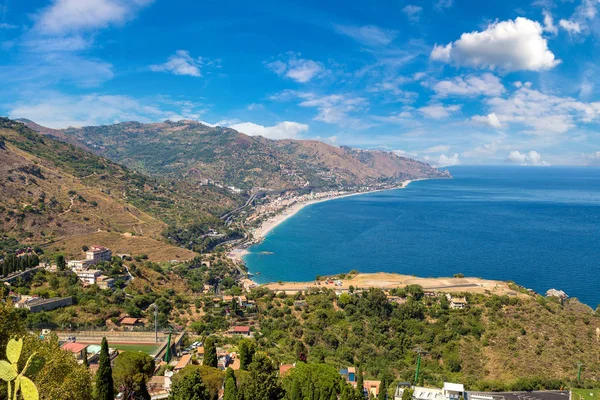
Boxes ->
[279,364,295,377]
[363,380,381,397]
[61,342,88,362]
[76,269,102,285]
[85,245,112,264]
[217,349,232,370]
[67,259,93,270]
[386,295,406,305]
[174,354,192,372]
[446,294,468,310]
[148,375,171,400]
[394,382,465,400]
[26,297,73,312]
[230,326,251,336]
[120,317,144,329]
[340,367,356,383]
[96,276,115,290]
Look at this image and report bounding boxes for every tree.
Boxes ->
[379,379,388,400]
[240,352,284,400]
[223,368,237,400]
[289,378,302,400]
[282,363,342,400]
[112,351,155,400]
[55,254,67,271]
[95,337,114,400]
[238,339,255,370]
[203,337,217,368]
[356,367,364,396]
[401,388,414,400]
[83,347,88,368]
[172,365,224,400]
[168,368,209,400]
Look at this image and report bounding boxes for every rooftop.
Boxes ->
[61,342,88,354]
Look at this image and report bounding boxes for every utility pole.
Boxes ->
[576,362,584,382]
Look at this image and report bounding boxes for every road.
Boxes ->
[1,265,44,283]
[220,193,260,224]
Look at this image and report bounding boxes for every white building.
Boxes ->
[76,269,102,285]
[85,245,112,264]
[446,294,468,310]
[67,259,93,270]
[395,382,465,400]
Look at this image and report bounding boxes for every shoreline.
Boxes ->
[227,178,426,272]
[251,178,421,242]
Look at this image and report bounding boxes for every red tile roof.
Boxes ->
[231,326,250,333]
[279,364,294,376]
[61,342,88,353]
[120,317,139,325]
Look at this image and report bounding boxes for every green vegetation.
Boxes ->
[95,338,114,400]
[168,368,210,400]
[572,389,600,400]
[112,351,155,400]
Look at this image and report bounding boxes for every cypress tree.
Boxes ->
[223,367,237,400]
[83,348,89,368]
[238,339,255,370]
[203,337,218,368]
[95,337,114,400]
[379,378,388,400]
[356,367,364,399]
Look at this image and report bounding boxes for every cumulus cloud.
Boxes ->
[484,83,600,135]
[228,121,309,140]
[430,17,560,71]
[333,24,398,46]
[559,19,582,34]
[418,103,461,119]
[8,92,204,128]
[34,0,153,35]
[471,112,502,128]
[402,5,423,22]
[431,73,505,97]
[267,55,325,83]
[507,150,549,166]
[150,50,204,77]
[424,153,461,167]
[289,92,369,127]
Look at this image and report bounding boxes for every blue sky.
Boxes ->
[1,0,600,166]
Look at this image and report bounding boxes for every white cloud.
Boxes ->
[471,112,502,128]
[559,19,582,34]
[34,0,153,35]
[431,73,505,97]
[583,151,600,165]
[8,92,204,128]
[423,153,461,167]
[333,24,398,46]
[430,17,560,71]
[267,55,325,83]
[507,150,549,165]
[0,22,17,29]
[435,0,453,10]
[543,11,558,34]
[418,103,461,119]
[228,121,309,140]
[558,0,598,36]
[485,84,600,135]
[402,5,423,22]
[150,50,203,77]
[292,92,369,127]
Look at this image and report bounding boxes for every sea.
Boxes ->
[244,166,600,307]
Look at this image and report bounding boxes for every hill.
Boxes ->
[0,118,240,257]
[22,119,449,191]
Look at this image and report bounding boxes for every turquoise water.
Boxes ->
[244,166,600,307]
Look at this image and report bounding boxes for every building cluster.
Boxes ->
[395,382,465,400]
[66,245,115,289]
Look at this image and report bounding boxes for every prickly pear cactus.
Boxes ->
[0,338,39,400]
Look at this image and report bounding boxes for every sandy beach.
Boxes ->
[264,272,525,297]
[250,179,418,241]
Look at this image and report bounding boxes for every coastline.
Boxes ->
[252,179,420,241]
[228,178,425,268]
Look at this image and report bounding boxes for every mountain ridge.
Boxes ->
[21,119,450,192]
